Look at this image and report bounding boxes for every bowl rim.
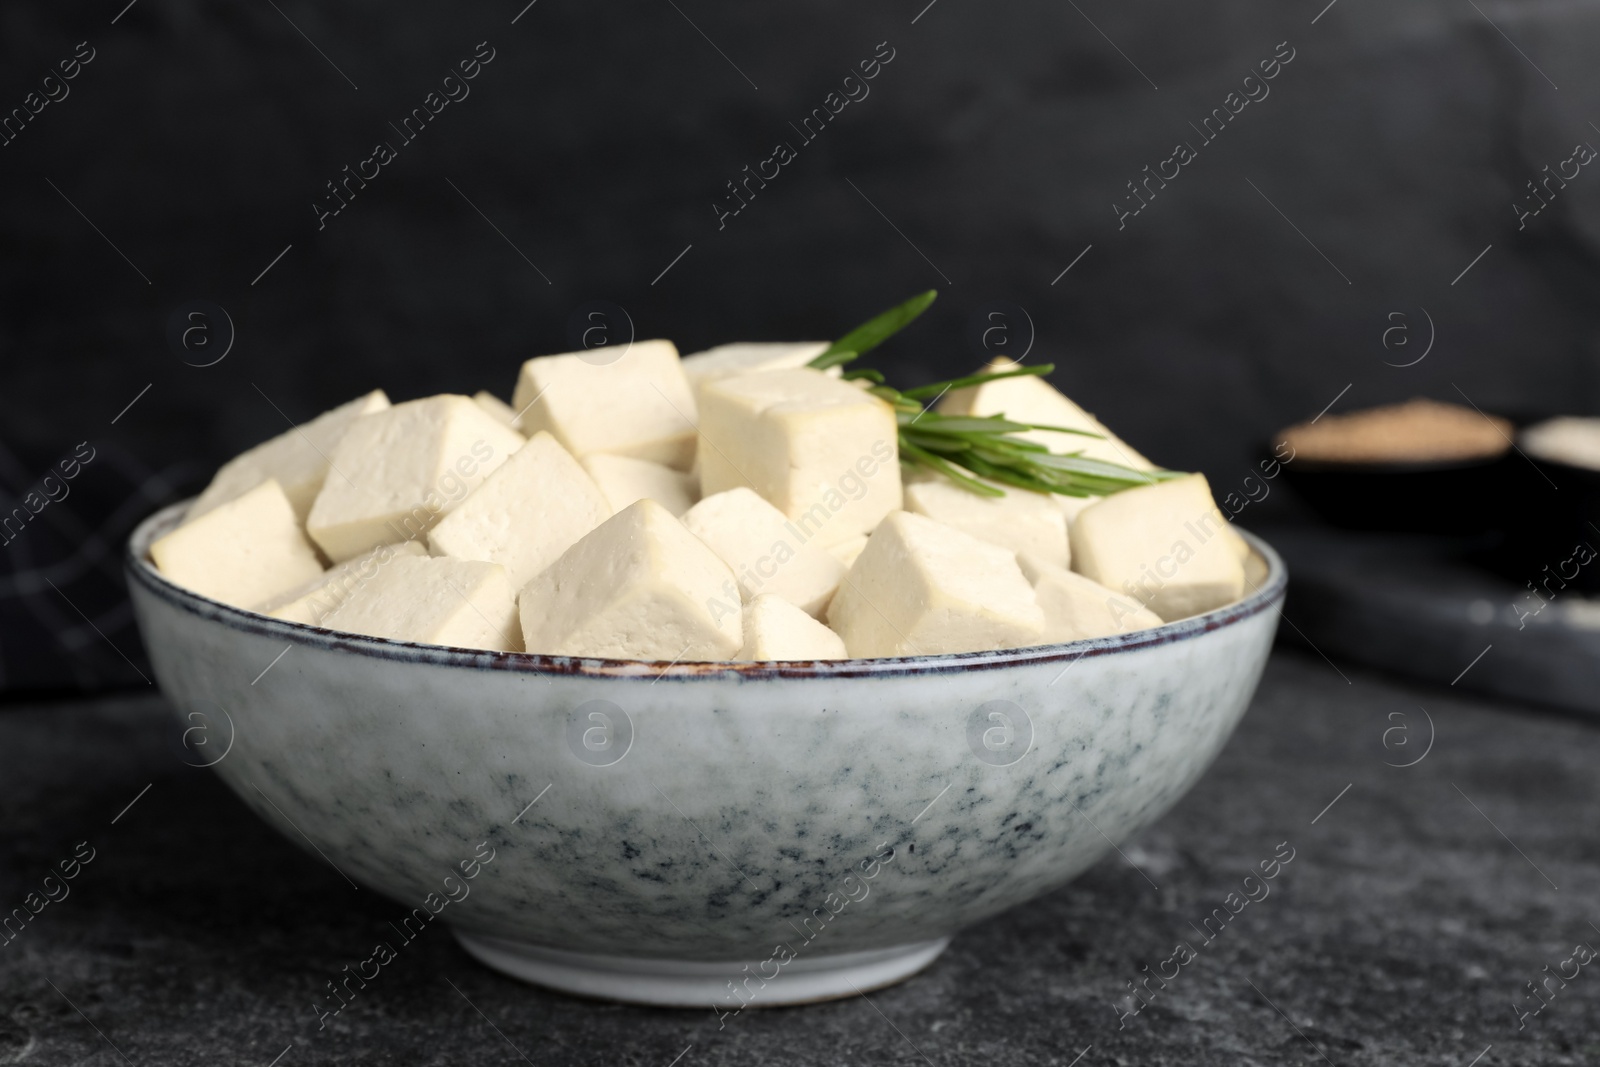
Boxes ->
[126,500,1287,681]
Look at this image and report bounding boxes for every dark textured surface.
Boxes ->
[6,0,1600,690]
[2,648,1596,1066]
[1270,523,1600,718]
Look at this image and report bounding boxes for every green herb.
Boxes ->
[810,291,1184,498]
[810,290,938,371]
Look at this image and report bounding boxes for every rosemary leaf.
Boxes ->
[807,289,1186,499]
[1024,452,1174,480]
[899,430,973,454]
[898,413,1037,435]
[1014,421,1107,438]
[957,453,1058,494]
[899,363,1053,400]
[808,348,859,372]
[899,442,1006,496]
[870,388,922,413]
[810,290,938,370]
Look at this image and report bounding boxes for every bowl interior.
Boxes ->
[126,499,1289,677]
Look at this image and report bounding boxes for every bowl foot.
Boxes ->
[452,930,951,1008]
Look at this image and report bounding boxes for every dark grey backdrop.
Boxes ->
[3,0,1596,690]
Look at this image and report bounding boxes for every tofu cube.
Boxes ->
[428,431,612,587]
[321,554,522,652]
[939,359,1155,470]
[1054,494,1103,526]
[1016,550,1163,642]
[903,473,1069,568]
[519,500,742,660]
[305,395,527,563]
[581,453,698,517]
[826,535,869,569]
[681,345,839,482]
[738,594,848,661]
[1242,539,1268,589]
[472,390,521,427]
[681,342,830,401]
[1220,522,1253,566]
[681,488,845,617]
[152,479,325,609]
[697,368,901,547]
[512,339,698,469]
[827,511,1044,657]
[1069,474,1245,622]
[187,390,389,523]
[258,540,428,626]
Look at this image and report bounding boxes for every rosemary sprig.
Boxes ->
[811,289,937,371]
[810,291,1183,498]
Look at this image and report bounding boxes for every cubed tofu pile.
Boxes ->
[151,343,1253,660]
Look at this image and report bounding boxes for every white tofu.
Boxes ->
[903,473,1068,568]
[519,499,741,660]
[187,390,389,523]
[581,453,697,517]
[321,554,522,652]
[680,344,835,482]
[681,342,830,400]
[827,511,1044,657]
[697,368,902,548]
[258,540,428,625]
[1054,494,1103,526]
[738,594,848,661]
[305,395,526,563]
[473,391,521,428]
[1016,550,1163,642]
[152,479,325,609]
[826,535,869,569]
[512,339,698,469]
[938,359,1156,471]
[1220,522,1252,565]
[1069,474,1245,622]
[1242,542,1268,589]
[428,431,612,587]
[681,488,845,617]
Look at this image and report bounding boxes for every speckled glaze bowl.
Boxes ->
[127,501,1285,1008]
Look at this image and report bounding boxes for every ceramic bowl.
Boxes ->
[126,501,1285,1008]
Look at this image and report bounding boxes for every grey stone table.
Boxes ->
[2,650,1596,1067]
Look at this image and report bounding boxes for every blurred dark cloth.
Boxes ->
[0,438,198,691]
